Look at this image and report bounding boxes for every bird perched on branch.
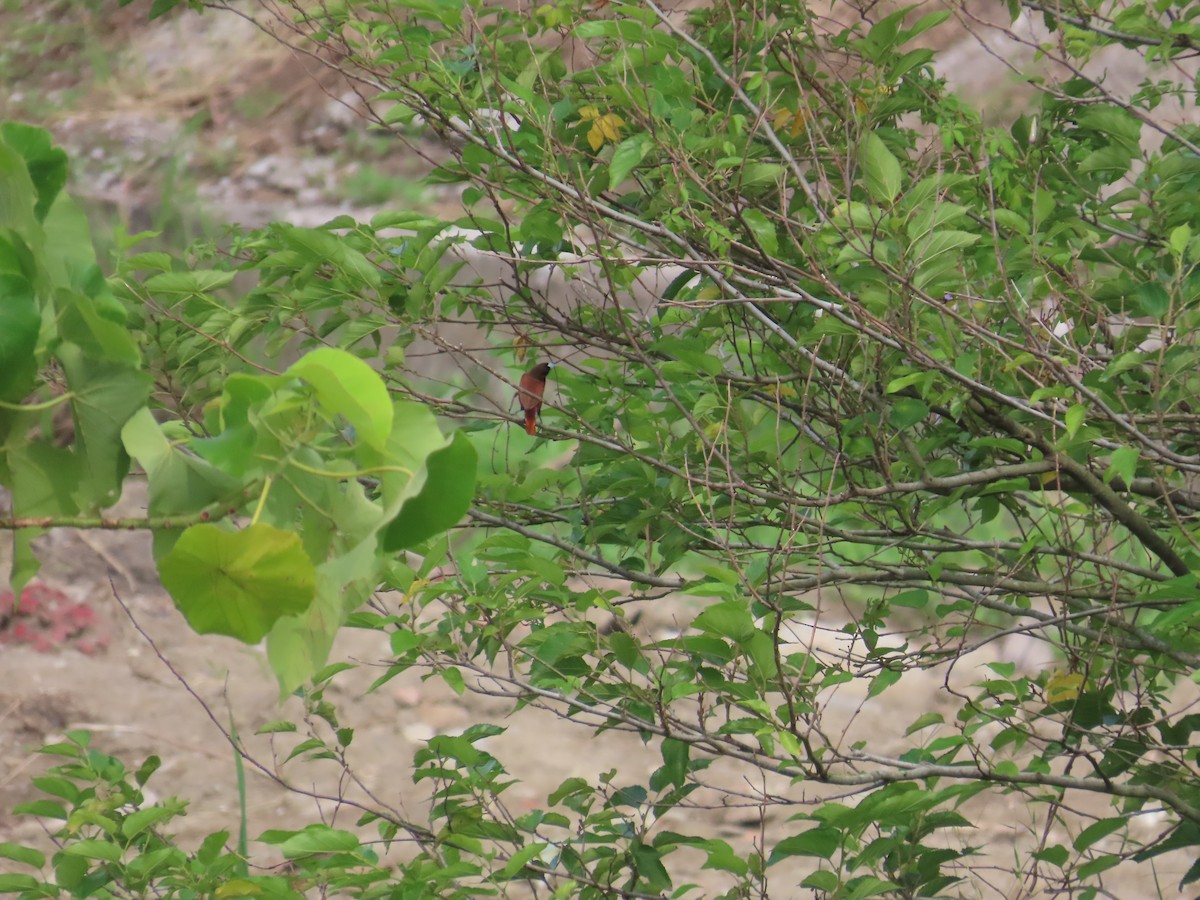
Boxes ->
[518,362,553,435]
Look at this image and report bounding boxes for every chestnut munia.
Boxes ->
[518,362,552,435]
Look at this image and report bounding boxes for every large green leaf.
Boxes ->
[266,582,344,697]
[158,522,317,644]
[288,347,393,451]
[58,344,152,509]
[861,132,902,205]
[0,134,41,233]
[0,270,40,402]
[0,122,68,222]
[267,485,385,694]
[56,282,141,365]
[381,430,477,551]
[359,400,448,513]
[609,132,652,186]
[122,408,241,522]
[6,443,85,592]
[42,194,117,299]
[190,374,275,477]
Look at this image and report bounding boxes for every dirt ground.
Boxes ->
[1,2,1197,897]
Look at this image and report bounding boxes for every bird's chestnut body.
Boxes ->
[518,362,552,435]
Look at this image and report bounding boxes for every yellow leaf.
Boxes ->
[597,113,624,141]
[773,106,812,138]
[788,107,811,137]
[586,113,624,150]
[581,107,623,150]
[587,123,605,151]
[1046,670,1084,704]
[216,880,265,898]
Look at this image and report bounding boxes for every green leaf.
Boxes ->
[50,228,140,364]
[891,589,928,609]
[0,875,42,892]
[1074,817,1126,851]
[801,870,840,891]
[861,132,902,204]
[659,738,689,789]
[1170,224,1191,256]
[630,842,671,891]
[143,270,237,295]
[6,443,86,592]
[63,840,121,862]
[121,407,241,536]
[741,209,779,256]
[1077,854,1120,878]
[1103,447,1138,486]
[277,824,361,857]
[1136,282,1170,318]
[903,9,951,41]
[32,776,78,802]
[158,523,317,643]
[769,827,841,863]
[53,853,85,889]
[696,838,749,876]
[1064,404,1087,438]
[57,344,152,508]
[134,755,161,786]
[911,230,979,268]
[382,431,477,551]
[122,806,177,838]
[889,397,928,430]
[0,272,40,402]
[1078,144,1134,180]
[266,579,345,696]
[904,712,944,735]
[11,801,66,819]
[692,601,755,642]
[148,0,185,19]
[1183,855,1200,887]
[867,667,900,698]
[281,225,381,289]
[607,630,645,671]
[609,133,652,186]
[501,843,548,878]
[190,374,274,477]
[0,843,44,869]
[847,875,901,899]
[0,122,68,222]
[289,348,393,451]
[0,138,39,233]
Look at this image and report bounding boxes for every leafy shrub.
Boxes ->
[4,0,1200,895]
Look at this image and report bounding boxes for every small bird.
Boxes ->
[518,362,552,435]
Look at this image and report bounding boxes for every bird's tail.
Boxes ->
[524,410,538,435]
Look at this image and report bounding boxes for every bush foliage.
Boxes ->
[3,0,1200,896]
